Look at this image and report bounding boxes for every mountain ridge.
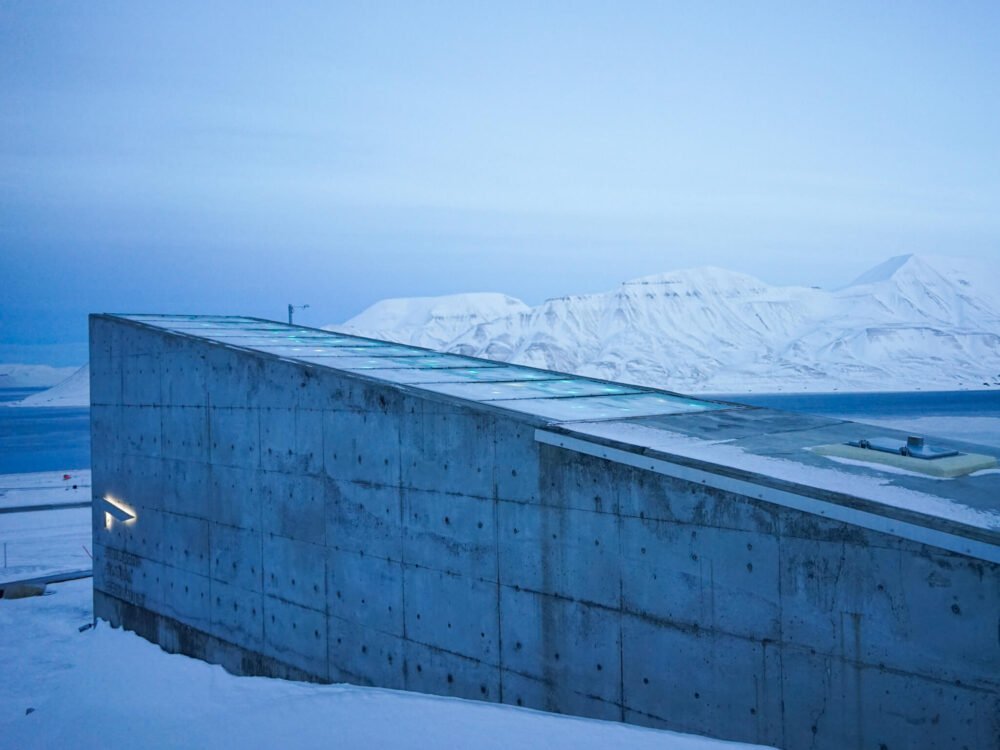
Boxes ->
[0,364,79,388]
[333,292,531,350]
[331,254,1000,393]
[5,364,91,407]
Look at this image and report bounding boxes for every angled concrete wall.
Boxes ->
[91,315,999,750]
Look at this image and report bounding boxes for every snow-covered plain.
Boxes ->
[0,469,91,511]
[0,507,91,582]
[0,471,92,582]
[332,254,1000,394]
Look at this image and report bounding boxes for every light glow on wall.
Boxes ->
[101,495,137,529]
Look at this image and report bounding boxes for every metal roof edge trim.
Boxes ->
[535,428,1000,564]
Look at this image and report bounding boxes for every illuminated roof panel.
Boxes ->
[419,378,642,401]
[114,314,725,423]
[256,343,426,357]
[493,392,720,421]
[357,365,565,385]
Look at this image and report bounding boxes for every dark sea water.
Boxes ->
[714,389,1000,419]
[0,387,44,405]
[0,389,90,474]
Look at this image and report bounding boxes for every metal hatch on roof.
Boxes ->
[811,435,997,478]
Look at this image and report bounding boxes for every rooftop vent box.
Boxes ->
[812,435,997,478]
[848,435,959,460]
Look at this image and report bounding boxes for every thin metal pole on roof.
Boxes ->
[288,303,310,325]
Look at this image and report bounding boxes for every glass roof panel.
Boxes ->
[329,345,426,357]
[251,343,422,357]
[435,365,564,382]
[358,355,504,370]
[250,346,377,356]
[296,355,400,369]
[174,324,290,333]
[419,378,642,401]
[336,368,456,385]
[116,315,722,423]
[129,321,261,330]
[491,392,723,421]
[206,334,376,346]
[157,323,247,329]
[294,354,467,370]
[198,331,341,340]
[356,365,563,385]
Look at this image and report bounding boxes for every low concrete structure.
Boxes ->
[90,314,1000,749]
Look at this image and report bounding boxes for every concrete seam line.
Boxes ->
[534,429,1000,564]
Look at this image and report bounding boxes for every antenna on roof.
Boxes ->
[287,303,310,325]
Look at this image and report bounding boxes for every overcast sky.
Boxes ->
[2,2,999,365]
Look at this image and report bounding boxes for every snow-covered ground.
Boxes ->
[0,470,771,750]
[0,507,91,582]
[0,469,91,511]
[0,471,92,582]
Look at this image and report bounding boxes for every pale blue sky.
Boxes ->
[2,1,999,365]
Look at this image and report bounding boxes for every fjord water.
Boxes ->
[720,389,1000,419]
[0,389,90,474]
[0,387,43,405]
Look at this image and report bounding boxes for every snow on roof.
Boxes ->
[558,420,1000,535]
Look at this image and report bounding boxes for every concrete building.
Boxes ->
[90,313,1000,749]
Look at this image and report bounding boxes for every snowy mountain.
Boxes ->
[0,364,78,388]
[331,293,531,350]
[6,365,90,407]
[332,255,1000,393]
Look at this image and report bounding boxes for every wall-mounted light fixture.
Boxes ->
[97,495,137,529]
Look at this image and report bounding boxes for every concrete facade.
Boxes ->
[91,314,1000,749]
